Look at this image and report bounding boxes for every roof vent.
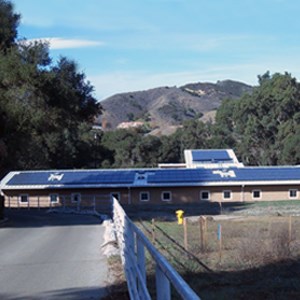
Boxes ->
[48,173,64,181]
[212,170,236,178]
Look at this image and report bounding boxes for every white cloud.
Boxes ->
[89,59,300,100]
[24,37,105,50]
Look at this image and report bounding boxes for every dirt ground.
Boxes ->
[108,201,300,299]
[134,201,300,299]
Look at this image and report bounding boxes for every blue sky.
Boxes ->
[13,0,300,100]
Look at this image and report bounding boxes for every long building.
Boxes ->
[1,149,300,209]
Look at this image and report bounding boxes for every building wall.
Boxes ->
[3,188,130,209]
[2,184,300,209]
[243,185,300,202]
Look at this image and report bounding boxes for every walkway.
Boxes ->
[0,210,109,300]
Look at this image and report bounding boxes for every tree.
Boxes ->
[134,135,162,167]
[101,129,141,168]
[0,0,20,51]
[217,71,300,165]
[0,1,102,171]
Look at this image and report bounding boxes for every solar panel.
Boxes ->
[65,171,135,185]
[235,167,300,181]
[192,150,232,162]
[6,166,300,187]
[8,172,50,185]
[7,170,136,186]
[148,169,212,183]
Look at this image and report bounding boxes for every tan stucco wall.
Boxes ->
[242,185,300,202]
[3,184,300,208]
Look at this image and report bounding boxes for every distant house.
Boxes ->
[1,149,300,209]
[117,121,144,129]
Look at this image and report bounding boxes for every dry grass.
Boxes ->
[137,216,300,299]
[102,255,130,300]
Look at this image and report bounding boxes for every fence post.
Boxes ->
[156,265,171,300]
[184,217,188,251]
[203,217,207,251]
[288,215,292,244]
[152,218,156,244]
[199,217,204,251]
[218,224,222,265]
[137,236,146,298]
[112,197,200,300]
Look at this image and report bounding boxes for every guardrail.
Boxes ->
[112,197,200,300]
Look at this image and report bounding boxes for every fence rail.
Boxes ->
[112,197,200,300]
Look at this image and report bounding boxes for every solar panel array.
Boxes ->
[191,150,232,162]
[235,167,300,181]
[148,169,213,183]
[7,170,136,186]
[64,171,135,185]
[6,166,300,187]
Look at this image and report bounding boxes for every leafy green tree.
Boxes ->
[134,135,162,167]
[217,71,300,165]
[101,129,141,168]
[0,1,102,172]
[0,0,19,51]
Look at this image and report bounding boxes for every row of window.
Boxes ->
[16,189,300,204]
[18,193,81,204]
[141,189,300,201]
[139,189,299,201]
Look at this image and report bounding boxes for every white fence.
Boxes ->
[112,197,200,300]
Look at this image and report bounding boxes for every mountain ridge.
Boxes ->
[98,80,253,135]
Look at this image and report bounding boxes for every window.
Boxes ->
[19,194,28,204]
[289,189,298,199]
[110,192,120,201]
[161,191,172,202]
[200,190,210,201]
[140,191,150,202]
[223,190,232,200]
[50,194,59,203]
[71,193,81,203]
[252,190,261,199]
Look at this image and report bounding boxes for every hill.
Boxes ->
[99,80,253,135]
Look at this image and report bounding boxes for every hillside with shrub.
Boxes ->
[99,80,252,135]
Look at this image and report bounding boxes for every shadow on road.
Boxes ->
[0,286,109,300]
[0,209,105,228]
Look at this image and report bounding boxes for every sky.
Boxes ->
[12,0,300,101]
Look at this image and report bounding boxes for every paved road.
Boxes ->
[0,210,109,300]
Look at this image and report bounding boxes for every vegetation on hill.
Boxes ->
[99,80,252,134]
[1,0,300,175]
[97,71,300,168]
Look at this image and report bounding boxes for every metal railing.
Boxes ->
[112,197,200,300]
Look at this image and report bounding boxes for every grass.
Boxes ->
[102,255,130,300]
[107,201,300,299]
[136,215,300,299]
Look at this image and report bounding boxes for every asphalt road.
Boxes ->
[0,210,109,300]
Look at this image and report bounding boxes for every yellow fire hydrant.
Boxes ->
[176,210,184,225]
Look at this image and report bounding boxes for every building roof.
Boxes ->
[184,149,244,168]
[2,166,300,190]
[191,150,232,162]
